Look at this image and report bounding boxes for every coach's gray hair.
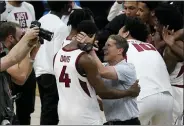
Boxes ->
[109,35,129,57]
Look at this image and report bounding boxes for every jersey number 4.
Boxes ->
[133,43,156,52]
[59,66,71,87]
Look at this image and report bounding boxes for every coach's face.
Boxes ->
[103,38,119,62]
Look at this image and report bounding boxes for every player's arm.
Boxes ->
[162,26,184,60]
[89,50,118,80]
[174,28,184,41]
[169,40,184,60]
[78,53,140,99]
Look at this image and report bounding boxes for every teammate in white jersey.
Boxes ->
[53,20,140,125]
[118,17,174,125]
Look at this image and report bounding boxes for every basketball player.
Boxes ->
[153,4,184,124]
[53,20,140,125]
[118,17,174,125]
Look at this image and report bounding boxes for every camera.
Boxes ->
[30,21,54,43]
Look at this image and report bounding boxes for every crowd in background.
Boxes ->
[0,0,183,125]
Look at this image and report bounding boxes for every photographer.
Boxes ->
[0,24,39,124]
[33,1,70,125]
[0,1,37,124]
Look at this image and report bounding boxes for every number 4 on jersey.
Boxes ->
[59,66,71,87]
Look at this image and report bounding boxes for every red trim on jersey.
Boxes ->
[79,79,91,97]
[75,52,87,77]
[53,52,58,68]
[172,84,184,88]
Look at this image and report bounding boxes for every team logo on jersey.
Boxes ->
[14,12,28,28]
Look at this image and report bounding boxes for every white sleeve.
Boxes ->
[30,5,36,21]
[53,24,70,54]
[107,2,123,22]
[113,63,137,85]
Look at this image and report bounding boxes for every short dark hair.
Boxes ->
[155,3,183,31]
[109,35,129,57]
[139,1,160,11]
[124,17,149,42]
[0,22,20,42]
[47,1,69,12]
[77,20,98,35]
[67,8,94,29]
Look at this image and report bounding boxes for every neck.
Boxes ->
[109,56,124,66]
[64,39,79,50]
[67,29,78,40]
[8,1,21,7]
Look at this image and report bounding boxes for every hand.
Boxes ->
[24,27,39,41]
[129,80,140,97]
[76,32,96,44]
[162,25,175,47]
[152,32,166,49]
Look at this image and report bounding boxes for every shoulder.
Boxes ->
[116,61,136,74]
[78,52,96,67]
[114,61,137,82]
[57,21,69,31]
[22,2,34,11]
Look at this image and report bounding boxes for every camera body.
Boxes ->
[30,21,54,44]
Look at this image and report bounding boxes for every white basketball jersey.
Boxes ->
[53,46,102,125]
[126,39,173,100]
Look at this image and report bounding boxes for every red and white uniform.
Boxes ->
[126,39,174,125]
[53,45,102,125]
[170,62,184,123]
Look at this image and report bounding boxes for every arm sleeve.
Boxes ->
[107,2,123,21]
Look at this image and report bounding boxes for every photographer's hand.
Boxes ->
[22,27,39,47]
